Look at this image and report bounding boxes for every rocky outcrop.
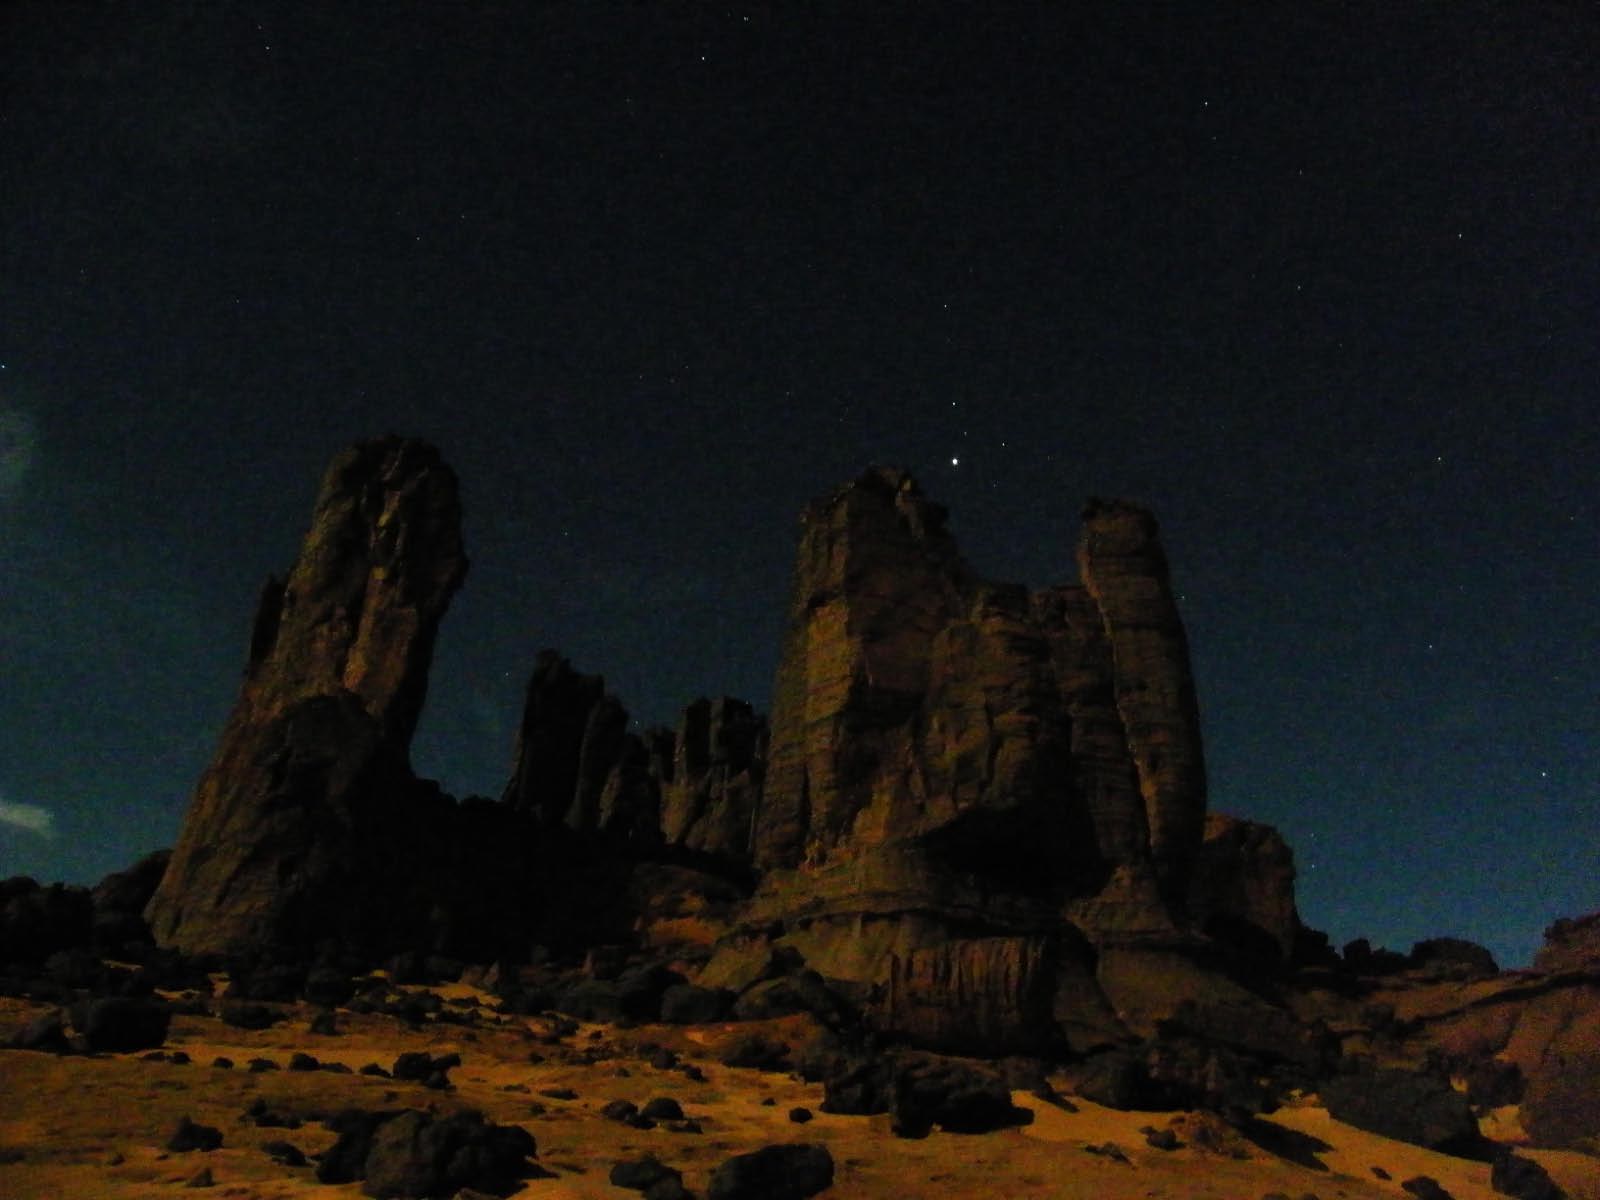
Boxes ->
[1534,911,1600,975]
[1075,499,1207,904]
[145,438,469,956]
[658,697,767,862]
[1188,814,1301,961]
[501,651,662,845]
[727,469,1219,1052]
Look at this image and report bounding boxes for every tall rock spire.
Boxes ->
[144,438,467,955]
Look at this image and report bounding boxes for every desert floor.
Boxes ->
[1,985,1595,1200]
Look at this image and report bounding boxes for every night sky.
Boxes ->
[2,3,1595,968]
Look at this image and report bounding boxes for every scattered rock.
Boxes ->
[165,1116,223,1153]
[611,1154,682,1192]
[242,1099,301,1129]
[288,1052,320,1072]
[72,996,171,1052]
[1084,1142,1130,1163]
[640,1097,684,1122]
[361,1109,538,1199]
[718,1033,790,1071]
[219,1001,280,1031]
[184,1166,214,1187]
[1401,1177,1456,1200]
[7,1009,68,1053]
[262,1140,307,1167]
[1144,1125,1181,1150]
[660,983,733,1024]
[789,1106,813,1123]
[706,1143,834,1200]
[1491,1151,1567,1200]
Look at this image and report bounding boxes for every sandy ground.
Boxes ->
[1,988,1594,1200]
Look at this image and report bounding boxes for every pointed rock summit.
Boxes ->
[145,438,467,955]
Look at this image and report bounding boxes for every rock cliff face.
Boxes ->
[729,468,1218,1050]
[1188,813,1302,961]
[145,439,469,956]
[658,697,767,862]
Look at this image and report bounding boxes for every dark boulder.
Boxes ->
[718,1033,791,1071]
[303,966,357,1008]
[610,1155,682,1192]
[890,1052,1032,1137]
[361,1108,538,1199]
[1320,1064,1487,1157]
[315,1109,405,1185]
[706,1143,834,1200]
[6,1009,68,1052]
[262,1139,307,1167]
[71,996,170,1052]
[166,1116,223,1152]
[1401,1177,1456,1200]
[660,983,732,1024]
[0,880,93,965]
[1491,1152,1567,1200]
[219,1000,282,1030]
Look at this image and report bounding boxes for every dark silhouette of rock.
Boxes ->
[1189,814,1301,961]
[365,1109,536,1198]
[145,438,468,957]
[660,983,732,1024]
[1491,1151,1567,1200]
[1320,1064,1486,1157]
[262,1139,307,1166]
[501,651,661,845]
[1,878,93,965]
[6,1009,68,1053]
[70,996,170,1052]
[1409,938,1499,979]
[165,1116,223,1152]
[1402,1177,1456,1200]
[610,1154,682,1192]
[1518,980,1600,1149]
[706,1142,834,1200]
[727,469,1223,1055]
[659,696,767,860]
[1075,498,1207,904]
[1534,911,1600,974]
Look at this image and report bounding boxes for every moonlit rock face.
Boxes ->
[144,438,468,956]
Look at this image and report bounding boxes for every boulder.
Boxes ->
[70,996,170,1053]
[659,983,732,1024]
[362,1109,536,1198]
[1490,1151,1567,1200]
[706,1143,834,1200]
[1319,1064,1485,1157]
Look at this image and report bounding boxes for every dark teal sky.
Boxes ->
[1,2,1595,966]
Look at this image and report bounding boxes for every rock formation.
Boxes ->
[1188,813,1302,961]
[715,468,1228,1052]
[144,438,469,956]
[658,697,767,862]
